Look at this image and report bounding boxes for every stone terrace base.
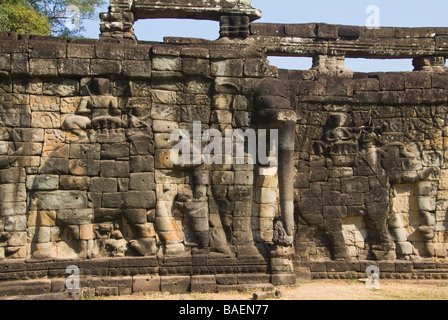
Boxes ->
[1,257,448,297]
[0,255,295,297]
[294,260,448,281]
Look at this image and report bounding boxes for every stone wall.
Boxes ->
[2,17,448,296]
[0,33,295,293]
[280,69,448,262]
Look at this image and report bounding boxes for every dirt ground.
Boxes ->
[100,279,448,300]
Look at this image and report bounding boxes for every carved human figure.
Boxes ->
[324,113,353,144]
[62,78,121,140]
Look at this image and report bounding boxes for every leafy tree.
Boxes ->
[0,0,106,37]
[27,0,107,37]
[0,0,50,35]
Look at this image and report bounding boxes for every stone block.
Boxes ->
[237,273,271,284]
[29,41,66,59]
[211,59,243,77]
[90,177,117,193]
[59,175,90,191]
[153,56,181,71]
[0,54,10,72]
[4,215,27,232]
[182,58,210,76]
[101,143,129,160]
[255,188,277,204]
[99,161,129,178]
[378,73,405,91]
[152,120,178,133]
[160,276,190,294]
[316,23,338,39]
[234,170,253,185]
[10,52,28,75]
[211,110,232,124]
[395,261,413,272]
[233,111,251,127]
[123,209,147,224]
[69,144,101,159]
[211,171,234,185]
[250,23,285,36]
[32,191,88,210]
[90,59,121,76]
[69,159,99,176]
[180,105,211,123]
[129,173,155,191]
[0,167,22,184]
[79,223,94,240]
[67,43,95,59]
[233,217,252,232]
[233,202,252,217]
[403,72,431,89]
[129,135,154,155]
[0,201,27,216]
[271,274,296,285]
[151,104,180,121]
[38,158,69,175]
[133,275,161,292]
[57,208,93,225]
[130,155,154,173]
[155,149,175,169]
[338,25,360,38]
[29,59,58,77]
[0,183,26,202]
[227,185,252,202]
[298,198,323,214]
[102,192,124,208]
[26,174,59,191]
[125,44,151,60]
[341,177,369,194]
[123,191,156,209]
[190,275,217,293]
[323,206,348,219]
[122,60,151,78]
[0,279,51,296]
[418,196,436,211]
[58,58,90,76]
[155,133,176,149]
[28,210,56,227]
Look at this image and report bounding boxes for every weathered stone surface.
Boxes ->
[100,161,129,178]
[31,191,88,210]
[132,275,160,292]
[160,276,190,294]
[2,7,448,293]
[57,209,93,225]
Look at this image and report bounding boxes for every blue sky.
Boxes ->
[83,0,448,72]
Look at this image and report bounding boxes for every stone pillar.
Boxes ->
[311,54,352,76]
[99,0,136,41]
[220,15,250,39]
[413,56,446,72]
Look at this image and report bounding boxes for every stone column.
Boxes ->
[99,0,136,41]
[219,15,250,39]
[413,56,446,72]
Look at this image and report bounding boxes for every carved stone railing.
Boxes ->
[249,23,448,59]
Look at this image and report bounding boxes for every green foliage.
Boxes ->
[27,0,107,37]
[0,0,107,37]
[0,0,50,35]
